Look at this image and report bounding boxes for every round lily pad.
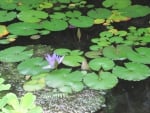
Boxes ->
[87,8,112,19]
[63,55,84,67]
[69,16,94,28]
[50,12,66,20]
[0,46,33,62]
[65,10,81,18]
[103,45,133,60]
[23,78,46,91]
[113,62,150,81]
[17,57,49,76]
[7,22,41,36]
[45,69,84,93]
[0,25,9,38]
[102,0,131,9]
[89,57,115,71]
[119,5,150,18]
[127,47,150,64]
[0,11,16,22]
[17,10,48,23]
[83,72,118,90]
[42,20,68,31]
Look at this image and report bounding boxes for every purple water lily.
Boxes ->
[43,53,64,69]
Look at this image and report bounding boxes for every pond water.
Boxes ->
[0,0,150,113]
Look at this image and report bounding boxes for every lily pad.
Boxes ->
[0,11,16,22]
[113,62,150,81]
[23,78,46,91]
[65,10,81,18]
[50,12,66,20]
[45,69,84,93]
[87,8,112,19]
[54,48,84,67]
[89,57,115,71]
[7,22,42,36]
[102,0,131,9]
[0,46,33,62]
[17,57,49,76]
[0,25,9,38]
[103,45,133,60]
[17,10,48,23]
[85,50,102,58]
[63,55,84,67]
[127,47,150,64]
[83,72,118,90]
[69,16,94,28]
[119,5,150,18]
[42,20,68,31]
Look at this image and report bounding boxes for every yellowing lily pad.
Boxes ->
[0,25,9,38]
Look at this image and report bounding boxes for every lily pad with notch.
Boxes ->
[45,69,84,93]
[113,62,150,81]
[0,11,16,22]
[17,57,49,76]
[103,45,133,60]
[119,5,150,18]
[69,16,94,28]
[17,10,48,23]
[0,46,33,62]
[127,47,150,64]
[83,72,118,90]
[89,57,115,71]
[87,8,112,19]
[42,20,68,31]
[7,22,42,36]
[102,0,131,9]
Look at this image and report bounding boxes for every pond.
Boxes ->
[0,0,150,113]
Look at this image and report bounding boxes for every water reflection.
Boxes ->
[104,78,150,113]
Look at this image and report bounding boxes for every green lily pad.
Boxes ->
[127,47,150,64]
[42,20,68,31]
[45,69,84,93]
[54,48,84,67]
[7,22,41,36]
[87,8,112,19]
[0,1,17,10]
[17,57,49,76]
[23,78,46,91]
[84,72,118,90]
[102,0,131,9]
[69,16,94,28]
[0,46,33,62]
[89,57,115,71]
[17,10,48,23]
[65,10,81,18]
[119,5,150,18]
[103,45,133,60]
[85,50,102,58]
[113,62,150,81]
[63,55,84,67]
[0,11,16,22]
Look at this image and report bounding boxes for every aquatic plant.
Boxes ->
[0,93,43,113]
[0,76,11,91]
[43,53,64,69]
[0,46,33,62]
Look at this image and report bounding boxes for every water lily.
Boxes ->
[43,53,64,69]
